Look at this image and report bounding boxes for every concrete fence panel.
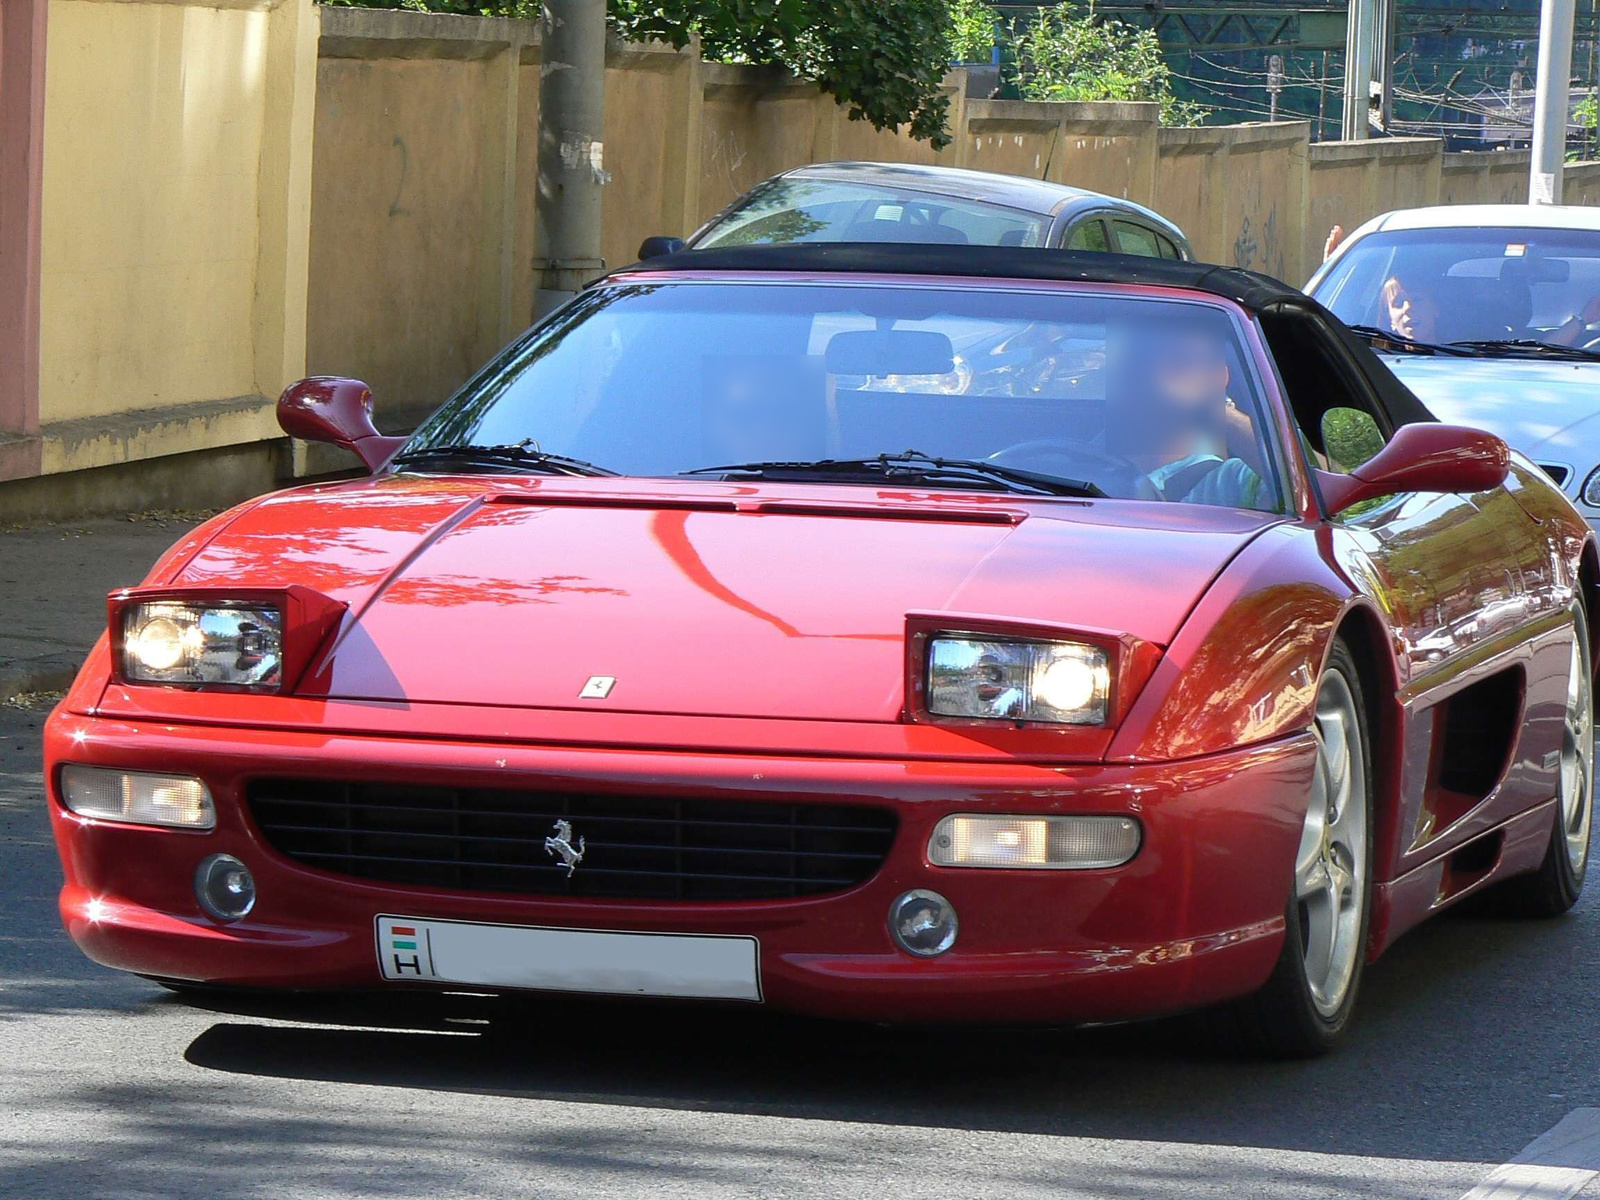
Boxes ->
[1158,122,1307,281]
[1441,151,1529,206]
[310,21,504,421]
[34,0,313,478]
[963,102,1067,184]
[697,66,820,221]
[1050,102,1159,204]
[1565,161,1600,206]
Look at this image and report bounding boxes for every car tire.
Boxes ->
[1220,639,1375,1058]
[1492,605,1593,919]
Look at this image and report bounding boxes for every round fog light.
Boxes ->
[889,888,958,957]
[195,854,256,922]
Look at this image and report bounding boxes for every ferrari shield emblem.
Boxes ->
[579,675,616,699]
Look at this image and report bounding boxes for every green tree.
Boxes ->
[1008,5,1205,125]
[328,0,956,148]
[611,0,953,147]
[1571,95,1598,163]
[947,0,996,64]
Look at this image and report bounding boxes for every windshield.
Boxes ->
[1313,226,1600,352]
[694,178,1052,249]
[404,281,1280,511]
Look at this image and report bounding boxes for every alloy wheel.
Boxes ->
[1297,669,1369,1019]
[1561,621,1594,876]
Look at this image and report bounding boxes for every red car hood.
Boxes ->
[170,478,1275,721]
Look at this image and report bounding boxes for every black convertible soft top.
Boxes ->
[612,242,1437,429]
[618,242,1297,309]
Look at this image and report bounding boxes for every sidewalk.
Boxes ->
[0,513,205,701]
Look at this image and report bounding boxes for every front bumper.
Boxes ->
[46,709,1314,1023]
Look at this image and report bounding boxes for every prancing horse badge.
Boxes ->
[579,675,616,699]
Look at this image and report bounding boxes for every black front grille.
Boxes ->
[1538,462,1572,487]
[246,779,898,901]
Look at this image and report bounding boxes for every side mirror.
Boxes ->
[1317,423,1510,516]
[638,235,685,261]
[277,377,406,473]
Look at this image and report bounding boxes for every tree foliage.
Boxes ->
[610,0,953,148]
[328,0,954,147]
[946,0,996,65]
[325,0,1208,142]
[1009,6,1206,126]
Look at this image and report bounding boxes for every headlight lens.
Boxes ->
[120,602,283,689]
[928,814,1140,869]
[927,636,1110,724]
[59,765,215,829]
[1582,465,1600,507]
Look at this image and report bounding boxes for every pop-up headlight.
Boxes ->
[121,602,284,688]
[927,636,1111,725]
[110,585,345,693]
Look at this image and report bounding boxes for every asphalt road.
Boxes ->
[6,695,1600,1199]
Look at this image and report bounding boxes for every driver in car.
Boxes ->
[1107,318,1266,509]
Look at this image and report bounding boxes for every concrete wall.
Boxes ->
[9,0,1599,506]
[0,0,48,484]
[1157,121,1309,282]
[13,0,314,484]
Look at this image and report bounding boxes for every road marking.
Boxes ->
[1462,1108,1600,1199]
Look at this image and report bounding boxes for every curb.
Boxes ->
[0,659,78,704]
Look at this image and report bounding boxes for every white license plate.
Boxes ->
[375,915,762,1002]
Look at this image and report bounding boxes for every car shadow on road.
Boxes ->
[179,894,1599,1166]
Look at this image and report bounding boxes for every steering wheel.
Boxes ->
[987,438,1143,497]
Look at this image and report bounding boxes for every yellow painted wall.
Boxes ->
[39,0,270,423]
[698,76,818,219]
[307,54,494,417]
[966,115,1060,181]
[600,59,676,280]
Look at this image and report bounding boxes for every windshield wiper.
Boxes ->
[391,442,617,477]
[681,450,1107,499]
[1346,325,1474,357]
[1445,338,1600,362]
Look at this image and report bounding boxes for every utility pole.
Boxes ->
[1343,0,1376,139]
[1531,0,1578,203]
[1318,50,1329,141]
[1267,54,1285,122]
[1375,0,1396,133]
[533,0,608,319]
[1341,0,1395,140]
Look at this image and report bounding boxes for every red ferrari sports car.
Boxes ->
[45,244,1596,1057]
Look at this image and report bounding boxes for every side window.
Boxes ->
[1257,309,1392,480]
[1065,219,1109,252]
[1113,221,1162,257]
[1156,234,1182,260]
[1321,408,1386,472]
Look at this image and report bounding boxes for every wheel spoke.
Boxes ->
[1328,856,1353,912]
[1298,854,1331,901]
[1317,708,1349,809]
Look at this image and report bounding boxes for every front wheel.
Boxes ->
[1220,640,1375,1058]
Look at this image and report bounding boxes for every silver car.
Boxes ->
[1308,204,1600,527]
[639,161,1192,261]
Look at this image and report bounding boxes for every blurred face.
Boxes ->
[1149,330,1230,420]
[1106,326,1230,458]
[702,356,820,462]
[1382,275,1439,341]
